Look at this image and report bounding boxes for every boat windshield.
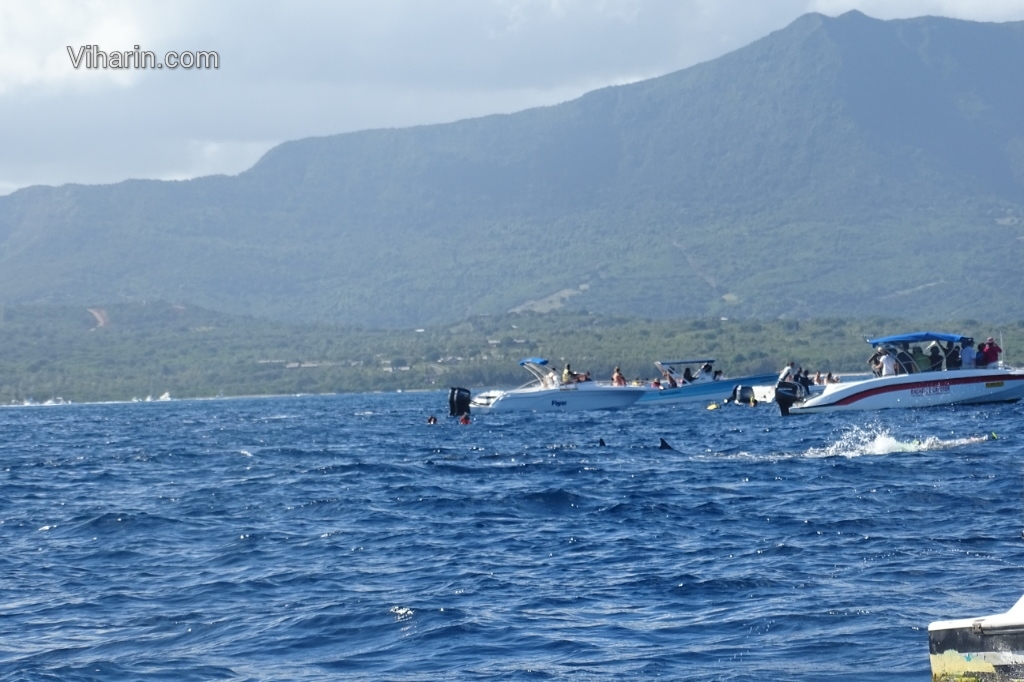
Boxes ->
[655,359,716,383]
[517,359,559,387]
[886,346,920,375]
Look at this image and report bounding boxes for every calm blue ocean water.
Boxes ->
[1,393,1022,680]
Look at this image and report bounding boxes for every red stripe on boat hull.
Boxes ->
[831,373,1024,407]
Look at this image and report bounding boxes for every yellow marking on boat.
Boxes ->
[986,381,1004,388]
[930,649,997,677]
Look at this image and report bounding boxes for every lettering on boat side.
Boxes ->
[910,383,951,397]
[986,381,1005,388]
[551,400,567,407]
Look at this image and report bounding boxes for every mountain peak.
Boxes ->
[1,12,1022,326]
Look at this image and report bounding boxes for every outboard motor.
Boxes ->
[728,385,757,406]
[448,387,471,417]
[774,381,806,416]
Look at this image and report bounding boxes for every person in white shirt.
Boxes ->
[960,340,976,370]
[694,363,714,382]
[879,348,897,377]
[777,361,795,383]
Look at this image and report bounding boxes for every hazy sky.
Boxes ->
[2,0,1024,195]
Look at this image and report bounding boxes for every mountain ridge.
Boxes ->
[1,10,1022,326]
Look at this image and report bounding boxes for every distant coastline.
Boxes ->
[0,303,1018,405]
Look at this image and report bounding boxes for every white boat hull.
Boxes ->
[930,595,1024,680]
[636,373,779,405]
[471,383,646,413]
[786,368,1024,414]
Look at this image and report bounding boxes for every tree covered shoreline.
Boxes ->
[1,303,1020,404]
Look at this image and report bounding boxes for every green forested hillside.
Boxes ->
[0,12,1023,327]
[1,303,1019,403]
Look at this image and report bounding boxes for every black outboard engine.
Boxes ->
[728,385,757,406]
[774,381,806,416]
[448,387,471,417]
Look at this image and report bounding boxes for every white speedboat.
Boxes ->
[774,332,1024,415]
[929,594,1024,678]
[450,358,646,413]
[636,358,778,405]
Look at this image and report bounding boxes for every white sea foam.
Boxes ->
[803,425,991,459]
[724,425,993,461]
[389,606,414,622]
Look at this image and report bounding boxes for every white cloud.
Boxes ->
[0,0,173,94]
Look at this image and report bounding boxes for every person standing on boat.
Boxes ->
[912,346,929,372]
[867,348,884,376]
[612,367,626,386]
[975,342,989,367]
[960,339,976,370]
[943,341,961,369]
[982,338,1002,367]
[879,348,897,377]
[562,364,575,383]
[928,345,944,372]
[777,361,796,384]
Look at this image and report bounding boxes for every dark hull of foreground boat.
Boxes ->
[930,597,1024,680]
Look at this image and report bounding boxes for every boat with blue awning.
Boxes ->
[774,331,1024,415]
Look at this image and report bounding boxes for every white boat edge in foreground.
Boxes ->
[929,594,1024,679]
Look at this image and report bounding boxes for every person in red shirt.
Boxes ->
[982,337,1003,367]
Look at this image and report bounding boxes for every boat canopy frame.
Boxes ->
[516,358,560,388]
[866,332,971,346]
[655,358,716,366]
[865,332,974,376]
